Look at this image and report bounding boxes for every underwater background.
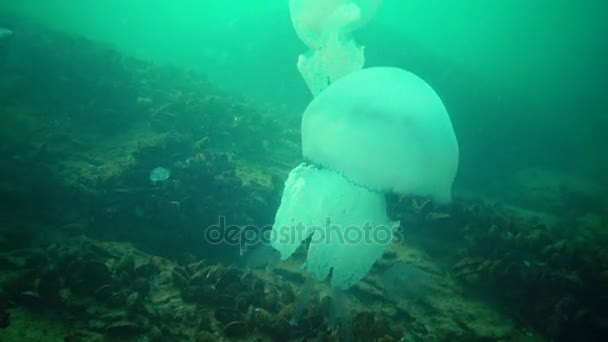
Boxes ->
[0,1,607,341]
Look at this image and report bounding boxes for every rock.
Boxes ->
[114,254,135,278]
[104,320,142,338]
[526,228,547,249]
[0,309,9,328]
[488,224,499,237]
[126,292,142,309]
[486,168,606,214]
[38,269,62,304]
[550,271,583,290]
[195,331,217,342]
[67,260,113,294]
[249,307,273,332]
[16,291,41,306]
[600,270,608,286]
[189,270,210,286]
[196,312,213,332]
[134,262,160,278]
[106,291,128,308]
[0,256,19,270]
[202,264,224,283]
[25,249,48,268]
[215,266,242,293]
[215,307,243,325]
[172,267,190,288]
[87,319,106,331]
[181,285,217,304]
[63,330,101,342]
[277,304,294,323]
[221,320,248,338]
[132,277,150,296]
[147,326,162,341]
[93,284,114,300]
[269,315,293,340]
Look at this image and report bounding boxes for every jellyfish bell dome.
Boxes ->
[302,66,459,202]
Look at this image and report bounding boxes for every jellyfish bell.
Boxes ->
[302,66,459,202]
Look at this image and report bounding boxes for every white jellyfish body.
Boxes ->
[271,67,459,289]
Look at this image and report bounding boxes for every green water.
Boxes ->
[1,2,607,340]
[2,0,605,190]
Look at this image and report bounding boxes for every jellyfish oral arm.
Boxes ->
[271,163,398,289]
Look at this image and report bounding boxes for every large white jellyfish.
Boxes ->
[289,0,382,96]
[271,67,459,289]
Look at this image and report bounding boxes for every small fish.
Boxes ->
[0,28,13,40]
[149,167,170,184]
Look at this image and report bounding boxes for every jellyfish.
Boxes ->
[149,167,171,184]
[271,67,459,290]
[289,0,382,96]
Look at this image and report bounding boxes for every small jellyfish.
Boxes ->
[149,167,170,184]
